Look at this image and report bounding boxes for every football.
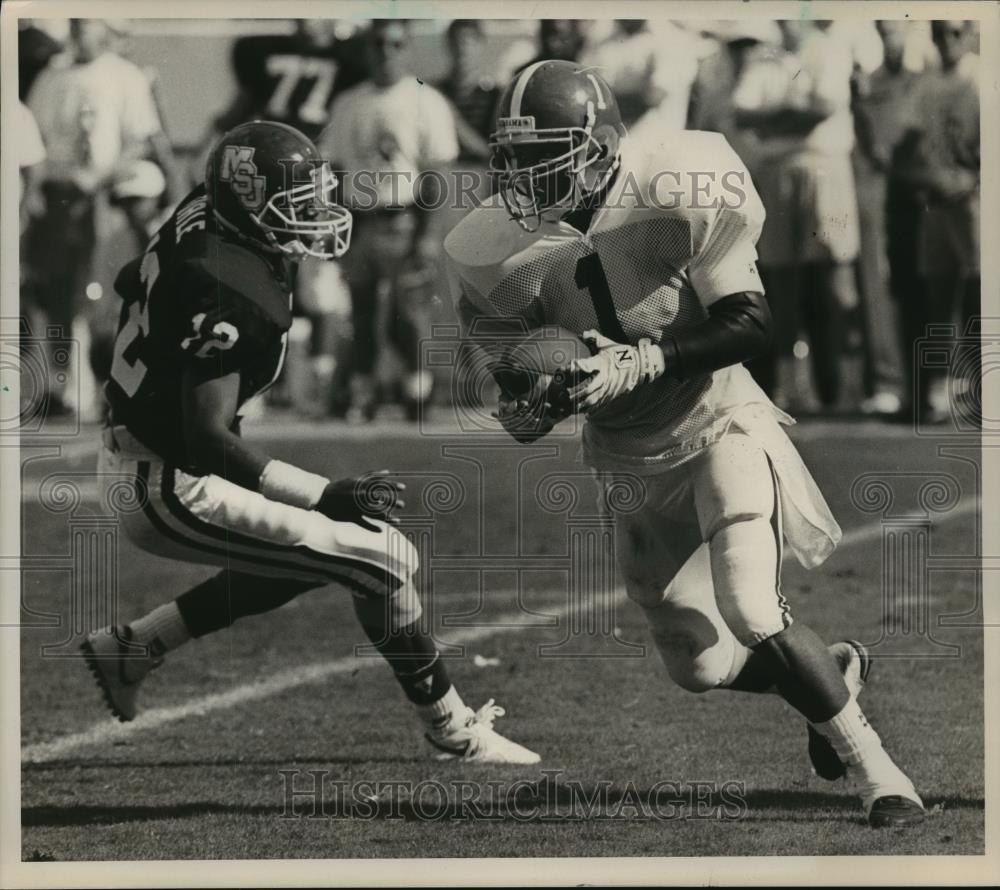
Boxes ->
[496,326,595,417]
[504,325,593,378]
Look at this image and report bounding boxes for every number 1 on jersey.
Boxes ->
[574,252,627,343]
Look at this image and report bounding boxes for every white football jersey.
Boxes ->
[445,129,783,472]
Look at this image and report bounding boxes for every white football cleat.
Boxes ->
[81,626,163,722]
[425,699,540,764]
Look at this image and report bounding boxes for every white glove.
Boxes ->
[569,330,666,412]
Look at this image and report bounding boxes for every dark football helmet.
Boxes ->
[206,120,352,260]
[489,61,626,230]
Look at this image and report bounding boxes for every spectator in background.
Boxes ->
[106,22,184,232]
[579,20,698,134]
[733,20,861,411]
[850,20,916,417]
[901,20,944,72]
[319,19,459,421]
[18,20,63,100]
[26,18,176,421]
[690,22,783,395]
[894,21,980,424]
[17,100,47,421]
[18,102,46,227]
[17,101,46,422]
[438,19,501,165]
[519,20,586,71]
[18,27,57,420]
[688,21,784,166]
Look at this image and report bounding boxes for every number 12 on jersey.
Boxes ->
[574,252,628,343]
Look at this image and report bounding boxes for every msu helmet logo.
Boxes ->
[218,145,266,212]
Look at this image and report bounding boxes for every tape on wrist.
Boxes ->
[637,338,666,384]
[259,460,329,509]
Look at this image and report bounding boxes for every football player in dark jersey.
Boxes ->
[83,120,539,764]
[215,20,367,141]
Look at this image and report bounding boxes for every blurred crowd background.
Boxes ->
[16,17,981,427]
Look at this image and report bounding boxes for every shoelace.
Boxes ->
[466,699,506,730]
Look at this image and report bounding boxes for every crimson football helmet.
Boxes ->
[489,61,626,230]
[206,120,352,260]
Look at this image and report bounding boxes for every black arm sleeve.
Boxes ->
[660,291,773,380]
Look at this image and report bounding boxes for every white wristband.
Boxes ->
[258,460,329,509]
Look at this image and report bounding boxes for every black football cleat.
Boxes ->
[807,640,872,780]
[868,794,926,828]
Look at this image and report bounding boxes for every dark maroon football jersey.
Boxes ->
[106,185,294,467]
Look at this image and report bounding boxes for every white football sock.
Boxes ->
[813,699,921,809]
[810,698,882,765]
[418,685,466,735]
[130,601,192,654]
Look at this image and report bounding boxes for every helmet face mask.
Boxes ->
[490,125,608,230]
[253,163,352,260]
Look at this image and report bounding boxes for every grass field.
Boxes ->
[17,416,985,860]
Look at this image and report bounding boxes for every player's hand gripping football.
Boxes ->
[567,330,666,413]
[493,373,555,443]
[315,470,406,533]
[492,368,586,443]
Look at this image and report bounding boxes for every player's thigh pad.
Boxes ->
[102,447,418,604]
[171,468,419,586]
[692,433,790,645]
[642,544,747,693]
[599,470,701,610]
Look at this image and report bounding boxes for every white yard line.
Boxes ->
[57,438,102,462]
[836,496,979,547]
[21,609,566,765]
[20,415,944,460]
[20,497,978,764]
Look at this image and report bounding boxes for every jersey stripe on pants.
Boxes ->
[98,440,417,594]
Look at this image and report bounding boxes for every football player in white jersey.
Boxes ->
[444,61,924,826]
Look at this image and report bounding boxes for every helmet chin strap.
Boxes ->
[588,150,621,198]
[212,208,284,255]
[568,148,621,213]
[214,206,331,262]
